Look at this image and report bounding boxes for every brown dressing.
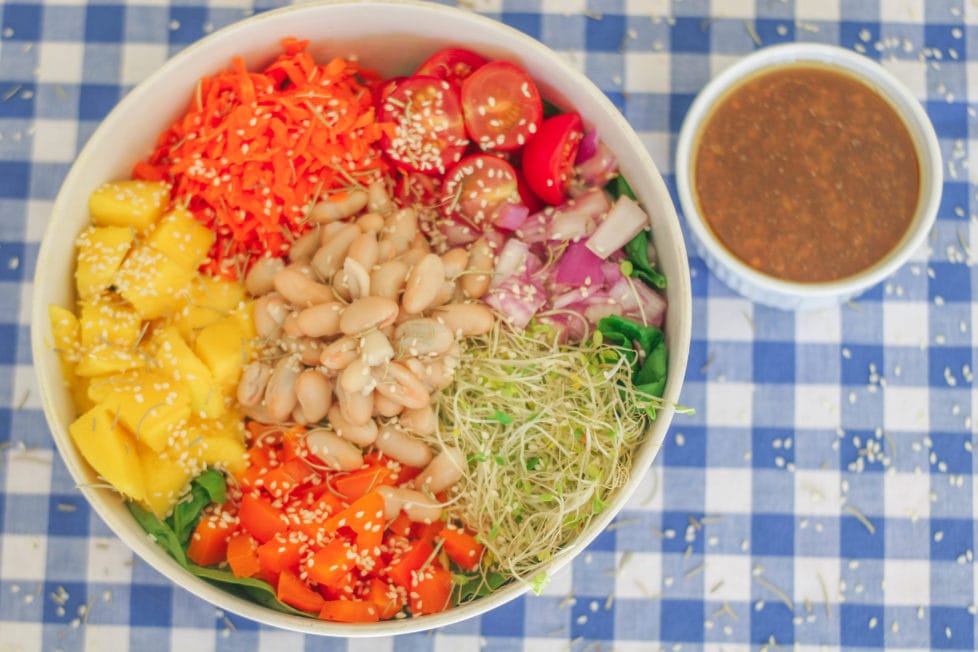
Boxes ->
[693,64,920,283]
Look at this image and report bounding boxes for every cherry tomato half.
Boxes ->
[441,154,522,229]
[460,61,543,152]
[415,48,488,87]
[379,75,468,176]
[521,112,583,205]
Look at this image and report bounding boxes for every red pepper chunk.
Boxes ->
[324,490,386,544]
[257,532,307,576]
[239,493,288,543]
[186,513,233,567]
[277,569,326,614]
[318,599,381,623]
[386,539,434,589]
[439,526,484,571]
[306,539,357,588]
[410,564,453,615]
[226,531,261,578]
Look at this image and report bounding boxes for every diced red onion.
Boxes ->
[491,238,531,288]
[546,188,611,241]
[554,241,605,287]
[574,140,618,187]
[438,216,480,247]
[493,202,530,231]
[484,276,547,330]
[575,130,600,164]
[585,196,650,259]
[601,260,623,286]
[609,276,666,328]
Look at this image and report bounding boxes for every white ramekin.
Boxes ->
[675,43,942,311]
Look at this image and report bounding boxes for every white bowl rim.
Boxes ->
[675,42,943,306]
[30,0,692,637]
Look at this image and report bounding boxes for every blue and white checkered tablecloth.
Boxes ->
[2,0,976,650]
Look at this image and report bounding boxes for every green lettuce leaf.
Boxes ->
[597,314,668,401]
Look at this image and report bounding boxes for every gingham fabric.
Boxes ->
[2,0,976,650]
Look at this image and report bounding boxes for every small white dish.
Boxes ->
[675,43,942,311]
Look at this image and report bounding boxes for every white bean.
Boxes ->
[441,247,469,279]
[288,227,321,264]
[304,428,363,471]
[280,335,325,366]
[402,356,455,392]
[370,259,410,301]
[398,487,443,524]
[373,392,404,418]
[375,239,398,265]
[282,310,303,338]
[237,362,272,408]
[320,335,358,370]
[384,207,418,252]
[245,257,285,297]
[374,362,430,409]
[432,302,495,337]
[398,405,436,436]
[309,189,368,223]
[334,382,374,426]
[296,302,343,338]
[347,231,379,270]
[355,211,386,234]
[414,447,466,494]
[295,368,333,423]
[326,404,378,446]
[253,293,289,340]
[375,423,433,468]
[264,355,302,422]
[339,356,374,395]
[360,330,394,367]
[274,266,334,307]
[339,296,399,335]
[461,235,495,299]
[402,253,444,314]
[394,318,454,357]
[311,223,361,280]
[367,178,393,214]
[376,486,442,524]
[339,257,370,300]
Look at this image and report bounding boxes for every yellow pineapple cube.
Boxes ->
[198,434,248,476]
[78,293,143,349]
[48,304,81,365]
[152,326,226,419]
[137,441,194,518]
[146,207,216,269]
[194,316,249,388]
[69,403,145,501]
[88,180,170,232]
[99,370,192,452]
[74,345,146,377]
[74,226,135,300]
[114,244,196,320]
[170,275,247,343]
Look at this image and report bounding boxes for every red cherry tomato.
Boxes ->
[460,61,543,151]
[515,166,544,215]
[415,48,488,87]
[379,75,468,176]
[441,154,522,229]
[521,112,583,205]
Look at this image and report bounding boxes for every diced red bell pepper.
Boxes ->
[238,493,288,543]
[186,513,233,567]
[257,532,306,576]
[410,563,453,615]
[305,539,357,588]
[439,526,484,571]
[226,531,261,578]
[318,598,381,623]
[277,569,325,613]
[387,539,434,589]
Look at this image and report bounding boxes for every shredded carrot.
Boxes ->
[133,38,389,278]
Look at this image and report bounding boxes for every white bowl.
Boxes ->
[675,43,942,311]
[31,0,691,636]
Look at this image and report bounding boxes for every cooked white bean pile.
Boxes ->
[238,179,495,522]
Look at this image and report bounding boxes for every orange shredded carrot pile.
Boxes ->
[133,38,390,278]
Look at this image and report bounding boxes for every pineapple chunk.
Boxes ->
[74,225,135,300]
[74,345,146,377]
[146,207,216,269]
[198,434,248,476]
[152,326,226,419]
[194,316,249,388]
[137,441,194,518]
[78,293,143,349]
[88,180,170,232]
[114,244,196,320]
[49,304,81,365]
[170,275,247,343]
[99,370,192,452]
[69,403,146,501]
